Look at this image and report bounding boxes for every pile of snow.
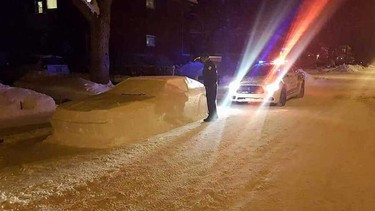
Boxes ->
[334,64,365,72]
[111,74,131,84]
[14,71,113,102]
[46,76,207,148]
[367,64,375,71]
[303,68,322,75]
[0,83,56,128]
[320,64,372,73]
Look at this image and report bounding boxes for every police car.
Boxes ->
[229,60,305,106]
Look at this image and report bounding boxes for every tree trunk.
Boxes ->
[72,0,112,84]
[90,17,110,84]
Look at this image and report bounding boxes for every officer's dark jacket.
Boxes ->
[202,60,218,86]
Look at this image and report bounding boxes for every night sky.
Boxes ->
[316,0,375,61]
[1,0,375,65]
[194,0,375,62]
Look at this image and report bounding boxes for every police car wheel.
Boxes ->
[277,88,287,106]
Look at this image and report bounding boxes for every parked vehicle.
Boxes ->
[0,54,70,85]
[20,55,70,75]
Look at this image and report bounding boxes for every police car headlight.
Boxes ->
[265,83,281,93]
[229,81,240,94]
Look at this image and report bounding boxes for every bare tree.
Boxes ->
[72,0,112,84]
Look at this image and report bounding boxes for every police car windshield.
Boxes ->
[246,64,282,77]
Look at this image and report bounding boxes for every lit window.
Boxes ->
[36,1,44,14]
[146,0,155,9]
[47,0,57,9]
[146,35,156,47]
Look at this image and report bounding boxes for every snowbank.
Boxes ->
[0,83,56,128]
[14,71,113,102]
[303,65,375,76]
[333,64,365,72]
[367,64,375,71]
[46,76,207,148]
[111,74,131,84]
[320,64,373,73]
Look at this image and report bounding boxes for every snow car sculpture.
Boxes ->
[0,83,56,128]
[47,76,207,148]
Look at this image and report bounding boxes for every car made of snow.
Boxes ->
[0,83,56,128]
[46,76,207,148]
[229,62,305,106]
[14,71,112,103]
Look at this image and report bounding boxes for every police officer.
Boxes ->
[200,53,218,122]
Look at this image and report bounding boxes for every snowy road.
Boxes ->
[2,72,375,210]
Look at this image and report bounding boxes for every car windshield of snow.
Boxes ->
[109,79,165,96]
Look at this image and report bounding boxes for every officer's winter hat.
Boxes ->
[201,53,210,59]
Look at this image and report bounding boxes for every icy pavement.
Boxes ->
[2,72,375,210]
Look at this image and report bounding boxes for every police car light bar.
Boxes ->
[272,58,287,65]
[258,60,265,64]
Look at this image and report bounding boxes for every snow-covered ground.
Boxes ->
[14,71,113,103]
[0,83,55,129]
[2,66,375,210]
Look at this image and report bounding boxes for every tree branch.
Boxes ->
[96,0,112,18]
[90,0,101,16]
[72,0,94,21]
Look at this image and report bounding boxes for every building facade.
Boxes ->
[1,0,198,75]
[110,0,197,75]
